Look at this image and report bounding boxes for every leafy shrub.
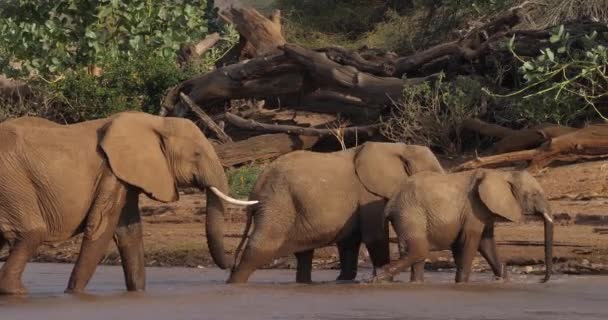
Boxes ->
[380,75,483,154]
[227,164,264,198]
[490,25,608,126]
[0,0,214,79]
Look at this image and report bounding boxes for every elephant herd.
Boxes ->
[0,111,554,295]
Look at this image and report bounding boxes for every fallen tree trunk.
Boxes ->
[281,43,432,105]
[160,54,305,116]
[224,112,378,137]
[455,125,608,171]
[215,133,319,167]
[220,7,285,58]
[462,118,578,154]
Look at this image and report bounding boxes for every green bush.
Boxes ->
[489,25,608,126]
[0,0,214,79]
[0,1,239,123]
[45,50,198,122]
[227,164,264,198]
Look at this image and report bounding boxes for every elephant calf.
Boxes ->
[228,142,445,284]
[369,169,554,283]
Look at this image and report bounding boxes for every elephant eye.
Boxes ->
[193,151,202,159]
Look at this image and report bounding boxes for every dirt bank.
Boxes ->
[2,159,607,276]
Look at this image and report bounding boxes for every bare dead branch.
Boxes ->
[179,93,233,144]
[224,112,378,137]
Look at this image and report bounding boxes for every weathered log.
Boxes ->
[462,118,578,154]
[215,133,319,167]
[179,93,233,144]
[224,112,379,137]
[320,46,396,77]
[222,7,285,57]
[281,44,431,105]
[161,54,305,116]
[455,125,608,171]
[177,32,221,68]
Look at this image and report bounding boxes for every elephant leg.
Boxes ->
[227,225,285,284]
[0,231,44,295]
[478,225,507,280]
[361,210,391,275]
[410,262,425,283]
[66,173,126,293]
[369,237,429,283]
[336,232,361,281]
[295,249,314,283]
[454,231,482,283]
[113,189,145,292]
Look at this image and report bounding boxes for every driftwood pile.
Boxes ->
[160,4,608,169]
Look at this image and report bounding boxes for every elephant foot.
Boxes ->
[336,274,357,282]
[0,282,27,296]
[363,274,394,285]
[335,279,359,285]
[64,288,82,294]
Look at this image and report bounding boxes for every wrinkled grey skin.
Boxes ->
[228,142,445,284]
[369,169,554,284]
[0,112,234,295]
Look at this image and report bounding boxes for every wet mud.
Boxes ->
[2,263,608,320]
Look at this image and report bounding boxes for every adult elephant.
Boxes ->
[0,112,256,295]
[368,169,554,283]
[228,142,445,284]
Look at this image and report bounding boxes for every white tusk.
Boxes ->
[542,212,554,223]
[209,187,259,206]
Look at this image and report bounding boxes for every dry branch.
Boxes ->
[394,2,529,77]
[463,118,577,154]
[177,32,221,68]
[281,43,430,105]
[179,93,233,144]
[455,125,608,171]
[320,46,396,77]
[224,112,378,137]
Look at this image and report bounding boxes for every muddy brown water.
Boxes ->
[1,263,607,320]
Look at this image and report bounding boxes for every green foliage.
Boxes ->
[0,0,212,79]
[381,75,483,154]
[227,164,264,198]
[45,50,198,122]
[490,25,608,124]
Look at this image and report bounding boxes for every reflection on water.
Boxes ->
[1,263,608,320]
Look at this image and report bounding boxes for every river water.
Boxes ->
[1,263,607,320]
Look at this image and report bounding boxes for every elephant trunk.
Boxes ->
[205,187,231,269]
[196,160,232,270]
[542,212,554,282]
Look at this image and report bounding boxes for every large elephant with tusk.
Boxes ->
[0,112,257,295]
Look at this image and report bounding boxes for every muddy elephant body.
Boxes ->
[228,142,445,283]
[371,169,554,283]
[0,112,253,295]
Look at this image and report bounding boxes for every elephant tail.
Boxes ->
[232,205,256,272]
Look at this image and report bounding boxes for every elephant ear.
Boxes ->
[477,171,522,222]
[99,112,178,203]
[354,142,411,199]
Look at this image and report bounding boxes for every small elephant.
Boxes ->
[0,112,256,295]
[369,169,554,283]
[228,142,445,284]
